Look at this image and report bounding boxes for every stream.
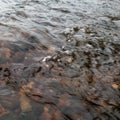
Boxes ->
[0,0,120,120]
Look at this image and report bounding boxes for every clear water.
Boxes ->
[0,0,120,120]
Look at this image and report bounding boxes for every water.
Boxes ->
[0,0,120,120]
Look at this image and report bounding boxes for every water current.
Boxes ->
[0,0,120,120]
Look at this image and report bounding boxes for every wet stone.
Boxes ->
[64,69,80,78]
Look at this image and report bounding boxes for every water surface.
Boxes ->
[0,0,120,120]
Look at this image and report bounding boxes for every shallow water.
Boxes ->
[0,0,120,120]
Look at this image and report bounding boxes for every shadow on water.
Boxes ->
[0,0,120,120]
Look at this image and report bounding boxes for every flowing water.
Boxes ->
[0,0,120,120]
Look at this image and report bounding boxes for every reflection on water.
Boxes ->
[0,0,120,120]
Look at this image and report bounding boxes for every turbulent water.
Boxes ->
[0,0,120,120]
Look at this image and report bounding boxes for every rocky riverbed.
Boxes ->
[0,0,120,120]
